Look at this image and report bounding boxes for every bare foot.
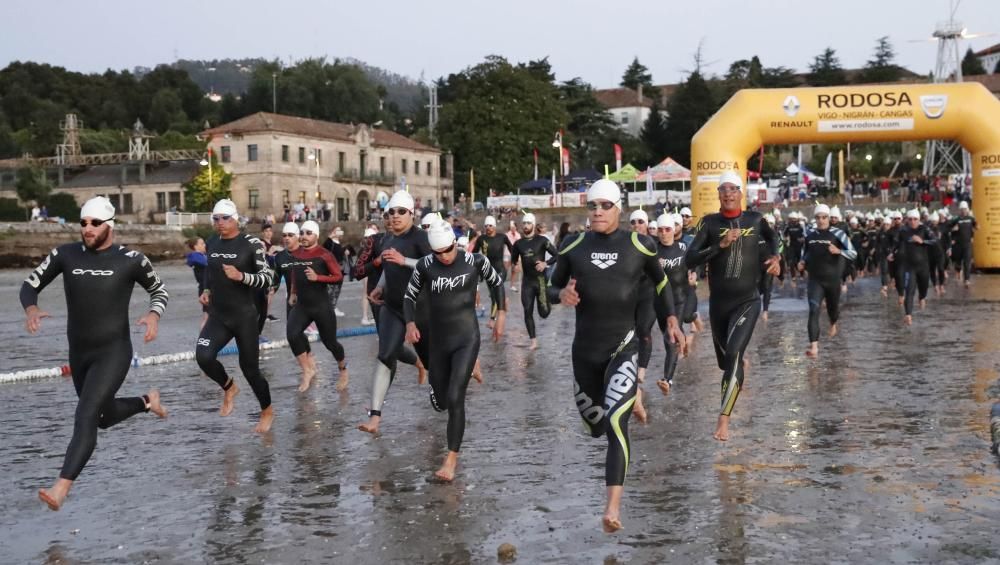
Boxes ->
[471,359,483,384]
[602,514,623,533]
[358,415,381,434]
[633,388,648,424]
[761,311,769,322]
[636,367,646,384]
[299,369,316,393]
[897,296,904,307]
[486,318,494,330]
[416,358,427,385]
[686,333,696,349]
[334,363,349,392]
[828,323,838,338]
[38,479,72,511]
[434,451,459,482]
[220,383,239,416]
[146,390,168,418]
[656,379,671,396]
[529,338,538,351]
[805,343,818,358]
[693,316,704,333]
[254,406,275,433]
[903,315,912,326]
[841,284,848,294]
[880,287,888,298]
[713,414,731,441]
[919,299,926,310]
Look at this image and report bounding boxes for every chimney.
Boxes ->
[637,84,643,103]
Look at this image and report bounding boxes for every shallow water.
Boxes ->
[1,264,998,564]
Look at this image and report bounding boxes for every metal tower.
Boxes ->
[128,118,152,161]
[924,4,971,177]
[426,84,440,139]
[56,114,83,166]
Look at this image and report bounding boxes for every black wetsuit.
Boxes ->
[548,229,675,487]
[369,226,433,417]
[323,238,346,310]
[472,232,513,320]
[802,227,856,343]
[275,246,346,365]
[783,222,806,281]
[948,215,976,280]
[404,251,505,452]
[686,210,778,417]
[271,247,310,356]
[511,235,558,340]
[355,231,421,368]
[20,243,169,480]
[881,225,903,295]
[680,231,699,324]
[197,233,274,410]
[896,224,936,316]
[657,240,688,386]
[927,223,946,287]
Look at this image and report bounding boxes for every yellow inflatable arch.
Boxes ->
[691,83,1000,268]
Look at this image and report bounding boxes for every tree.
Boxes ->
[858,36,903,83]
[807,48,848,86]
[183,157,231,212]
[961,47,986,76]
[621,57,657,97]
[437,56,569,195]
[559,78,617,169]
[663,70,717,168]
[639,101,669,163]
[15,167,52,207]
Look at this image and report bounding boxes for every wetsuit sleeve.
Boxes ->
[833,229,857,262]
[801,232,811,263]
[354,236,377,280]
[476,253,506,311]
[684,218,720,268]
[313,250,343,284]
[270,258,284,293]
[920,226,937,245]
[241,238,274,289]
[544,239,559,266]
[19,247,64,309]
[134,253,169,317]
[510,241,521,266]
[505,236,515,255]
[547,254,570,305]
[402,258,427,324]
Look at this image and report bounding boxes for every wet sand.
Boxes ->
[1,265,998,563]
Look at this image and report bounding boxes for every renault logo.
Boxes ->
[782,95,800,117]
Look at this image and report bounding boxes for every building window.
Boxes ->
[401,158,408,174]
[414,161,420,175]
[247,144,258,161]
[281,145,289,162]
[221,146,231,163]
[298,191,307,204]
[337,197,349,221]
[249,188,259,209]
[440,156,448,178]
[156,192,166,212]
[168,192,182,210]
[315,148,322,166]
[427,161,433,177]
[122,193,134,214]
[298,147,305,164]
[379,156,386,176]
[282,190,290,206]
[338,152,346,173]
[620,113,629,125]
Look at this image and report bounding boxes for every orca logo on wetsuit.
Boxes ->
[430,274,470,293]
[71,269,114,276]
[591,252,619,270]
[210,253,238,259]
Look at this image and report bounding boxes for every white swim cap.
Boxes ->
[80,196,115,228]
[717,171,743,189]
[906,209,920,219]
[457,235,469,249]
[672,213,683,226]
[680,207,692,216]
[629,209,648,223]
[521,213,536,225]
[892,210,903,219]
[929,212,940,223]
[959,201,970,210]
[427,222,456,251]
[764,214,775,224]
[301,220,321,234]
[386,190,415,212]
[363,227,377,237]
[212,198,238,217]
[814,204,831,216]
[830,206,842,218]
[647,221,658,230]
[484,215,497,227]
[282,222,299,235]
[848,216,859,225]
[656,213,672,227]
[587,179,622,209]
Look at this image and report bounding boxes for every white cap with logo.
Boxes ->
[587,179,622,209]
[521,213,536,225]
[301,220,321,234]
[629,209,648,223]
[680,207,692,216]
[386,190,415,212]
[213,199,238,217]
[484,215,497,227]
[282,222,299,235]
[427,221,456,251]
[717,171,743,189]
[814,204,831,216]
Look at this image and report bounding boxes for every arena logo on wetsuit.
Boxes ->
[71,269,114,276]
[430,274,470,293]
[574,381,604,425]
[591,252,618,269]
[605,358,638,406]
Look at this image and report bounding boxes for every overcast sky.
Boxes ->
[3,0,999,87]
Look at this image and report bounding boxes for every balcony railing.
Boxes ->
[334,168,397,185]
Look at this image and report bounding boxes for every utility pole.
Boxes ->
[426,84,440,139]
[272,73,277,113]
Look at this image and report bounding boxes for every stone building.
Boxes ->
[201,112,452,221]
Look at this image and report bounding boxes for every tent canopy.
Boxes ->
[637,157,691,182]
[518,178,553,192]
[607,163,640,182]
